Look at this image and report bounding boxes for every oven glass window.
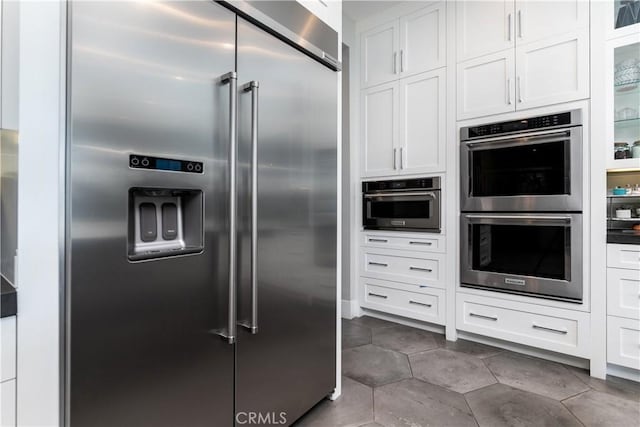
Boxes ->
[471,142,569,197]
[370,200,431,219]
[471,223,568,280]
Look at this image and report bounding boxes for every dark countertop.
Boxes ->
[608,230,640,245]
[1,276,17,318]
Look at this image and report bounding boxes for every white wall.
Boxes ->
[16,2,65,425]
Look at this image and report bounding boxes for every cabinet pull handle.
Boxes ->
[400,147,404,169]
[369,261,388,267]
[507,78,512,105]
[409,300,432,308]
[409,241,432,246]
[369,238,388,243]
[409,266,432,272]
[393,51,397,74]
[369,292,388,299]
[518,10,523,38]
[508,13,512,41]
[393,148,397,170]
[517,76,523,103]
[469,312,498,321]
[400,49,404,73]
[532,323,568,335]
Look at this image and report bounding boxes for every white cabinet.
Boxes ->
[0,317,16,383]
[515,0,588,46]
[456,0,514,62]
[362,231,445,253]
[399,68,446,174]
[361,21,399,89]
[607,244,640,270]
[515,28,589,110]
[361,82,398,177]
[361,3,446,89]
[607,316,640,370]
[607,268,640,320]
[457,50,515,120]
[0,380,16,427]
[456,0,589,120]
[361,247,444,289]
[399,3,446,78]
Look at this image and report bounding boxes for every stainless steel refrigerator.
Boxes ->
[65,2,338,426]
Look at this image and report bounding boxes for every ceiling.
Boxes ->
[342,1,403,22]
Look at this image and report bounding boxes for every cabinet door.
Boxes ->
[399,68,446,174]
[361,82,399,177]
[457,0,515,62]
[516,28,589,111]
[399,2,446,78]
[515,0,588,46]
[457,50,516,120]
[361,20,399,88]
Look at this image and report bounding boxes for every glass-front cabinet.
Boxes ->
[607,32,640,170]
[610,1,640,37]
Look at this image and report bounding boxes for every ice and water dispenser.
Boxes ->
[128,155,204,261]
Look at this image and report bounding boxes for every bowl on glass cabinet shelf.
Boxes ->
[615,58,640,89]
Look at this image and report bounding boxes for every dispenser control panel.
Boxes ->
[129,154,203,174]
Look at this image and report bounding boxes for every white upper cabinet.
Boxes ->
[516,28,589,110]
[399,3,446,78]
[457,0,515,62]
[400,68,446,174]
[457,50,515,120]
[515,0,588,46]
[361,82,399,177]
[361,21,399,88]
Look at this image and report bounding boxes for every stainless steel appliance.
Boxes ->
[66,2,337,426]
[363,177,441,232]
[461,110,583,212]
[460,213,583,301]
[460,110,584,302]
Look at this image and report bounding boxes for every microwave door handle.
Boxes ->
[364,191,438,198]
[465,214,572,226]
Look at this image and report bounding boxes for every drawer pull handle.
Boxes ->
[409,300,432,308]
[409,266,432,272]
[469,312,498,321]
[369,238,388,243]
[532,323,568,335]
[409,241,432,246]
[369,261,388,267]
[368,292,388,299]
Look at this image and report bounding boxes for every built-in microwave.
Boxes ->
[460,213,583,301]
[363,177,441,232]
[460,110,583,212]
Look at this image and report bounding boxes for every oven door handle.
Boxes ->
[364,191,438,199]
[465,129,571,150]
[464,214,572,226]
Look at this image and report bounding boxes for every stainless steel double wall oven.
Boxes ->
[460,110,584,302]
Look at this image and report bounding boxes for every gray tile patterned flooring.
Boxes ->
[295,316,640,427]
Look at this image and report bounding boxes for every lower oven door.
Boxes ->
[460,213,583,301]
[364,191,441,231]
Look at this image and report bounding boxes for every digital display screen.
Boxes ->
[156,159,182,171]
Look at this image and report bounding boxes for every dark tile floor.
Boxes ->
[295,316,640,427]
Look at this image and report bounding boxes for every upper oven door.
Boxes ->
[363,191,441,231]
[460,213,583,301]
[461,128,583,212]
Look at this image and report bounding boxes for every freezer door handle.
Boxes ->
[239,80,260,335]
[213,71,238,344]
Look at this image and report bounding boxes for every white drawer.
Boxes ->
[0,379,16,427]
[361,248,444,289]
[0,317,16,382]
[361,277,445,325]
[361,232,444,253]
[607,316,640,370]
[607,244,640,270]
[607,268,640,320]
[456,293,590,358]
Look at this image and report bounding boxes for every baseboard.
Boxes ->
[607,363,640,383]
[359,308,446,335]
[341,299,360,319]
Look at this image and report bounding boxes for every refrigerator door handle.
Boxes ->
[239,80,259,334]
[213,71,238,344]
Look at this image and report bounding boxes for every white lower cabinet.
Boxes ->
[361,247,444,289]
[456,292,590,358]
[0,380,16,427]
[361,277,445,325]
[361,231,445,253]
[0,317,16,383]
[607,244,640,270]
[607,316,640,370]
[607,268,640,320]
